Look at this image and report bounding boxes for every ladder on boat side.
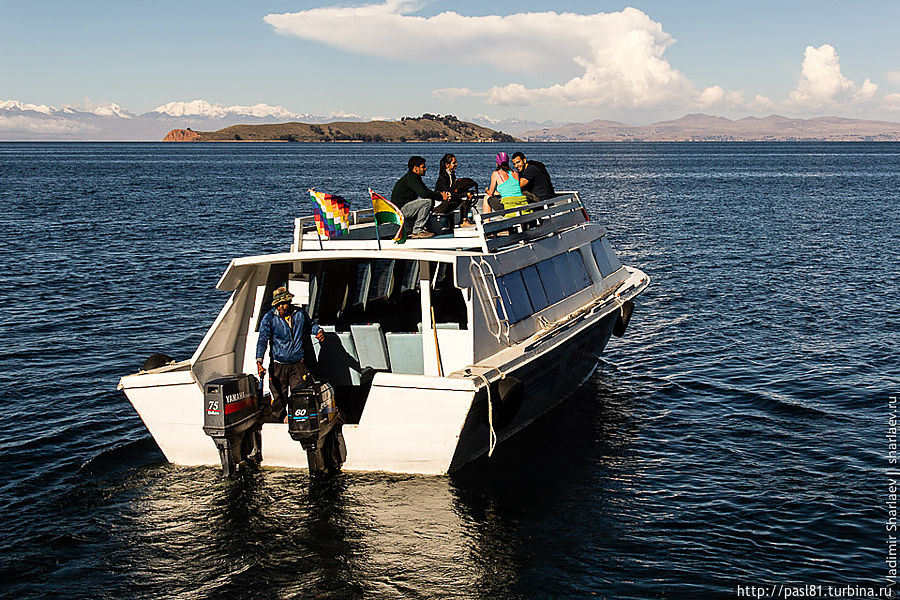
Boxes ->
[470,258,511,345]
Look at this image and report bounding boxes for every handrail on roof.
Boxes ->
[292,192,588,253]
[476,192,588,252]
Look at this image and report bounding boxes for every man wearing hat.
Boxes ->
[256,286,326,420]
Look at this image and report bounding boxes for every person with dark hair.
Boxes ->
[256,286,326,422]
[434,153,476,227]
[511,151,556,201]
[434,153,457,193]
[483,151,529,214]
[390,156,451,239]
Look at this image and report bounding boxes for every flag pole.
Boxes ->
[309,188,325,250]
[369,188,382,250]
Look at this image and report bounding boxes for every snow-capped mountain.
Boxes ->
[89,102,134,118]
[1,100,134,118]
[151,100,307,120]
[0,100,57,115]
[0,98,365,140]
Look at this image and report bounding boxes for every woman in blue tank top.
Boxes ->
[483,152,529,214]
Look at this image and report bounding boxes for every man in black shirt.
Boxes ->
[391,156,451,239]
[511,152,556,201]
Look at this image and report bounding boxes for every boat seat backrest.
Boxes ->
[384,332,424,375]
[350,324,391,371]
[314,326,361,386]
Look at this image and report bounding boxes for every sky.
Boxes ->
[3,0,900,124]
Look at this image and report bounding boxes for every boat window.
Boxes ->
[304,258,467,332]
[254,262,293,331]
[551,253,578,298]
[591,238,621,277]
[368,259,395,302]
[351,262,372,308]
[601,238,622,272]
[536,259,565,305]
[398,260,420,294]
[497,271,534,323]
[521,265,549,311]
[495,251,594,322]
[432,262,451,289]
[568,250,592,289]
[431,261,468,329]
[311,261,353,322]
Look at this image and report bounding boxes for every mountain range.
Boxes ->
[3,99,900,142]
[521,113,900,142]
[0,100,370,141]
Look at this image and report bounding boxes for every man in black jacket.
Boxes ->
[391,156,450,239]
[511,152,556,201]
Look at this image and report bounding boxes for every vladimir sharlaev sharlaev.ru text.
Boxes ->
[736,584,894,598]
[886,395,900,595]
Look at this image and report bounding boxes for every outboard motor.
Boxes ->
[286,381,346,476]
[203,374,263,478]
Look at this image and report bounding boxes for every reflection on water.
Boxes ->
[37,373,639,600]
[2,357,719,599]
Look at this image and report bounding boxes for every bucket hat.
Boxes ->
[271,286,294,306]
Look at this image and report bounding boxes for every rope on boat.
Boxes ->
[614,291,625,318]
[476,371,500,458]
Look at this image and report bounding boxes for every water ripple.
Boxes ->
[0,142,897,599]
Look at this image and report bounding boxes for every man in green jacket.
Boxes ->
[391,156,451,239]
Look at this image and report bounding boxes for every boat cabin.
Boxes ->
[189,193,631,425]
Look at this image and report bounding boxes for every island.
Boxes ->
[163,114,518,143]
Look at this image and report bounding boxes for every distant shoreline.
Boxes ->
[3,139,900,144]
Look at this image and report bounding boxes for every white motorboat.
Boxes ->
[118,193,649,476]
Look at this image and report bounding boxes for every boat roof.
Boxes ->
[217,192,600,292]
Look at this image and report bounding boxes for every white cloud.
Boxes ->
[0,115,94,134]
[749,94,774,111]
[888,72,900,86]
[432,87,478,100]
[686,86,748,112]
[884,93,900,110]
[698,86,725,106]
[788,44,877,108]
[858,78,878,100]
[266,3,694,108]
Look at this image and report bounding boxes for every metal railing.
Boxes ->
[291,192,589,253]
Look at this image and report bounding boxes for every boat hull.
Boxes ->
[121,310,619,475]
[448,310,617,472]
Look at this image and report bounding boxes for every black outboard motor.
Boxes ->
[286,381,346,475]
[203,374,263,478]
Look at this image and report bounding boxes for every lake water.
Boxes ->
[0,142,897,599]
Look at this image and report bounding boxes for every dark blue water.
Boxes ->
[1,142,897,599]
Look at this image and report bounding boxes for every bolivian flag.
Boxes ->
[310,190,350,238]
[369,188,405,244]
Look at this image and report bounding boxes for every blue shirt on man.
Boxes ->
[256,306,323,364]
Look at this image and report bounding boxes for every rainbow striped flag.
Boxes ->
[369,188,405,244]
[310,190,350,239]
